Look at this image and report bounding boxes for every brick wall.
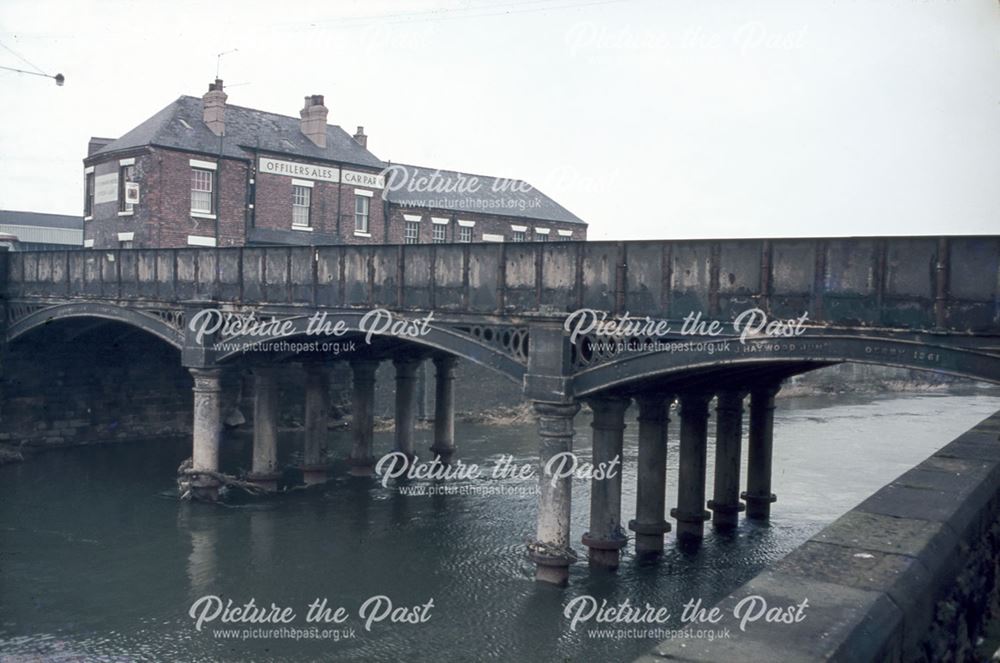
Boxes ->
[385,206,586,245]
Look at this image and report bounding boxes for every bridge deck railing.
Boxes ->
[3,237,998,332]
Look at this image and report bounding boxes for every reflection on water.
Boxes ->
[1,390,998,662]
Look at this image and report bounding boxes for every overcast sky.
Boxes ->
[0,0,996,240]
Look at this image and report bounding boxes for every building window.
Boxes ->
[432,223,447,243]
[458,226,472,243]
[191,168,214,215]
[559,233,572,241]
[292,185,311,227]
[355,195,370,233]
[512,231,525,243]
[84,172,95,217]
[119,165,135,213]
[404,221,419,244]
[535,231,549,242]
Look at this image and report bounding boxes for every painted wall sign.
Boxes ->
[342,169,385,189]
[94,173,118,205]
[258,157,339,183]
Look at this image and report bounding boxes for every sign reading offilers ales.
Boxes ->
[258,157,340,183]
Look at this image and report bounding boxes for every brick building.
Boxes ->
[82,81,586,249]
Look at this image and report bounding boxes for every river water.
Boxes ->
[1,389,998,662]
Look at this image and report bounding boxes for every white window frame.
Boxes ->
[404,220,420,244]
[354,194,370,234]
[458,225,472,243]
[292,181,312,228]
[432,221,447,243]
[191,167,215,217]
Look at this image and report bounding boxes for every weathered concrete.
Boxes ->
[582,396,630,569]
[249,365,280,491]
[743,384,779,520]
[629,394,672,556]
[429,355,457,461]
[643,409,1000,663]
[349,359,379,476]
[528,401,580,586]
[709,390,746,529]
[671,393,712,542]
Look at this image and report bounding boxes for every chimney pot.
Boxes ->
[203,79,228,136]
[300,94,329,148]
[353,126,367,149]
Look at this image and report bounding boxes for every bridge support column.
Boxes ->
[629,394,672,557]
[300,363,329,486]
[582,396,630,569]
[743,384,780,520]
[189,367,223,501]
[249,366,280,492]
[671,393,712,543]
[393,358,420,460]
[709,390,747,529]
[528,401,580,586]
[349,359,379,477]
[429,355,457,461]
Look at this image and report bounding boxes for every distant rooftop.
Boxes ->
[91,96,384,169]
[384,163,585,225]
[0,210,83,246]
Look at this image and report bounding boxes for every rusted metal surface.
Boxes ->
[4,236,999,392]
[7,237,997,332]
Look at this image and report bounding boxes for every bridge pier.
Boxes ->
[393,358,420,460]
[629,394,672,557]
[189,367,223,500]
[582,396,629,569]
[429,355,457,462]
[671,393,712,543]
[709,390,747,529]
[349,359,379,477]
[742,384,780,520]
[300,363,329,486]
[249,365,280,492]
[528,401,580,586]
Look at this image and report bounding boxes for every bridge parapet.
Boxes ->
[3,237,997,333]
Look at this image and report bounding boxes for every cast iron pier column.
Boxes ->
[582,396,630,569]
[249,365,280,492]
[743,384,780,520]
[708,390,746,529]
[393,358,420,459]
[189,367,223,500]
[629,394,672,556]
[429,355,457,461]
[349,359,379,477]
[671,392,712,542]
[301,363,329,485]
[528,401,581,586]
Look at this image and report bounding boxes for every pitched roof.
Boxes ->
[92,96,384,169]
[0,210,83,245]
[383,163,585,225]
[0,209,83,230]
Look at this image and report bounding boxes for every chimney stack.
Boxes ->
[300,95,328,148]
[353,126,367,149]
[203,79,227,136]
[88,137,114,156]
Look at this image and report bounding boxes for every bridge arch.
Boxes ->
[571,334,1000,397]
[209,311,527,384]
[6,302,185,350]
